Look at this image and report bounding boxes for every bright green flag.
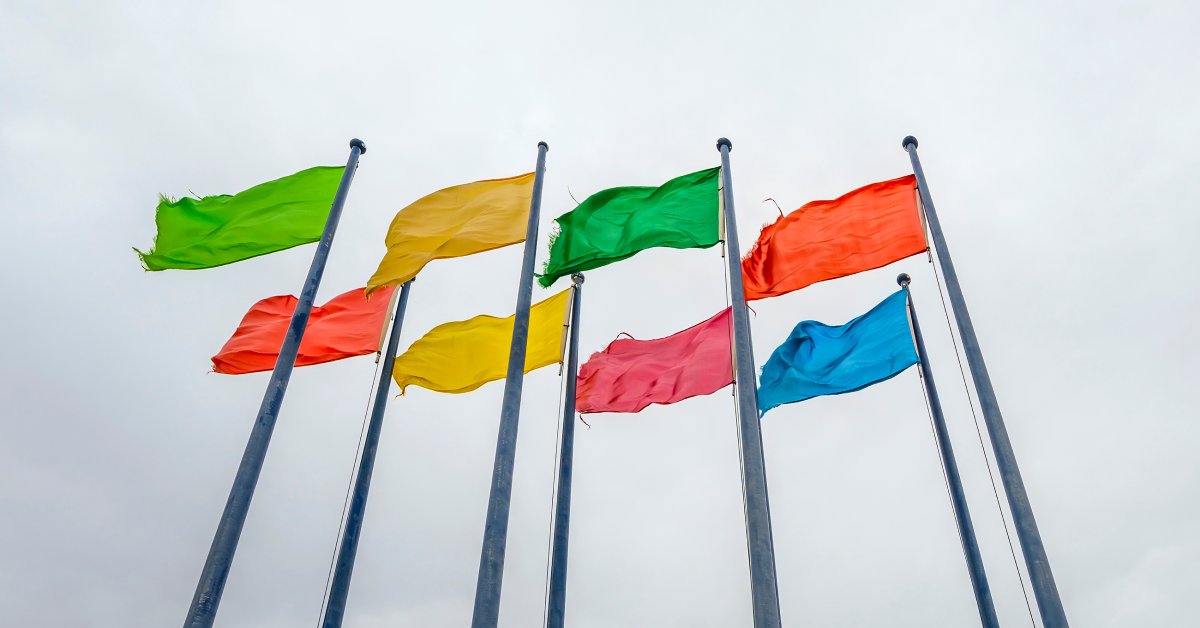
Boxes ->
[134,165,344,271]
[537,167,721,287]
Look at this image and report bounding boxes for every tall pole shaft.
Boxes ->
[184,139,366,628]
[321,280,414,628]
[717,138,783,628]
[900,275,1000,628]
[546,274,584,628]
[471,141,549,628]
[903,136,1068,627]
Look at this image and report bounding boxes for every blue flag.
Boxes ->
[758,289,919,415]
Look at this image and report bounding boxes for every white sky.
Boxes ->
[1,1,1197,627]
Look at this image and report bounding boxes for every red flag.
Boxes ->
[212,286,396,375]
[741,174,927,301]
[577,308,733,414]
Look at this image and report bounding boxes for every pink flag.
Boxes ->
[577,308,734,414]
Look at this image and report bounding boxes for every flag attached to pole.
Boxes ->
[212,285,396,375]
[576,308,733,413]
[365,173,537,295]
[392,287,571,394]
[538,167,721,287]
[741,175,926,300]
[757,289,918,414]
[134,165,345,271]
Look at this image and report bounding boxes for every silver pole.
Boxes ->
[184,139,366,628]
[903,136,1068,627]
[321,280,414,627]
[900,274,1000,628]
[546,274,584,628]
[717,137,783,628]
[471,141,550,628]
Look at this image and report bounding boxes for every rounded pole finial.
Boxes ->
[570,272,585,285]
[716,137,732,151]
[897,273,912,288]
[350,138,367,154]
[902,135,918,150]
[538,141,549,150]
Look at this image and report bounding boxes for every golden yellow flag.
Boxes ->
[392,288,572,394]
[366,172,536,294]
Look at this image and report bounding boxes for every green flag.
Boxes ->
[538,167,721,287]
[134,165,344,271]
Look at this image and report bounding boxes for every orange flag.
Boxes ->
[741,175,927,301]
[212,286,396,375]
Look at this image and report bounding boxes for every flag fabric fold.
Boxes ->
[577,308,733,414]
[538,167,721,287]
[135,165,344,271]
[757,289,918,414]
[741,175,927,301]
[212,285,396,375]
[366,173,536,294]
[392,288,572,394]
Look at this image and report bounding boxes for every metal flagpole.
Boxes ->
[716,138,783,628]
[471,141,549,628]
[899,274,1000,628]
[903,136,1068,628]
[320,280,414,628]
[184,139,366,628]
[546,273,584,628]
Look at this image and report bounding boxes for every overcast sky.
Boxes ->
[2,1,1197,627]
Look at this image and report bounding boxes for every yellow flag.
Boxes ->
[393,288,572,394]
[366,173,536,294]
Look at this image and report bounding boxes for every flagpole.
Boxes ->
[899,274,1000,628]
[716,138,783,628]
[184,139,366,628]
[320,280,414,628]
[546,273,584,628]
[471,141,549,628]
[903,136,1068,628]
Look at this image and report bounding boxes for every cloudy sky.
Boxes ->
[2,1,1197,627]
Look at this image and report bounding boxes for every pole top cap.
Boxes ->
[571,273,585,285]
[716,137,732,151]
[897,273,912,287]
[902,135,918,150]
[350,138,367,154]
[538,141,549,150]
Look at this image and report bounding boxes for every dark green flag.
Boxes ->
[538,167,721,287]
[134,165,344,271]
